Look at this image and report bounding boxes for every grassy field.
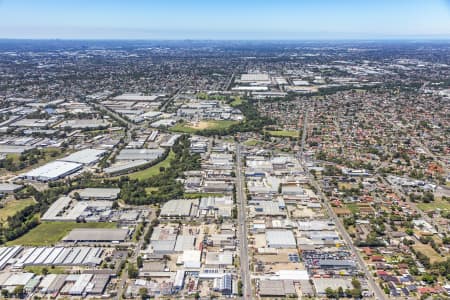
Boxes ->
[417,197,450,212]
[266,130,299,138]
[244,139,259,146]
[230,96,243,107]
[170,120,239,133]
[7,222,117,246]
[414,242,445,263]
[184,192,225,199]
[345,203,360,214]
[0,198,36,223]
[25,266,68,275]
[127,150,174,181]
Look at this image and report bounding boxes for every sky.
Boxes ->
[1,0,450,40]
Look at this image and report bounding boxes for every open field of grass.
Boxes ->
[7,222,117,246]
[0,198,36,223]
[170,120,239,133]
[230,96,244,107]
[244,139,259,146]
[414,242,445,263]
[266,130,299,138]
[417,197,450,212]
[184,192,226,199]
[25,266,68,275]
[127,150,174,181]
[345,203,360,214]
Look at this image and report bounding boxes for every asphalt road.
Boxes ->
[236,143,252,299]
[115,211,153,299]
[304,167,387,300]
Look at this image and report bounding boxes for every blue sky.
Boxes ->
[1,0,450,39]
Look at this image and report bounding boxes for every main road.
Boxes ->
[235,142,252,299]
[304,167,387,300]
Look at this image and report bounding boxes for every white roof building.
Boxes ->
[23,161,82,182]
[265,230,297,248]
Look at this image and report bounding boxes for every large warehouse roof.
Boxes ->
[116,148,165,161]
[78,188,121,200]
[160,199,197,217]
[265,230,297,248]
[23,161,82,181]
[61,149,106,165]
[63,228,129,242]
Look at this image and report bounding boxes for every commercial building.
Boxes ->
[265,230,297,249]
[78,188,121,200]
[61,149,106,165]
[160,199,197,218]
[22,161,83,182]
[62,228,129,243]
[0,183,23,194]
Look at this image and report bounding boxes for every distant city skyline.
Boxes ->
[1,0,450,40]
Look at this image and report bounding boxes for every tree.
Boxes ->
[13,285,24,298]
[138,287,148,300]
[128,263,139,279]
[137,256,143,268]
[325,287,337,298]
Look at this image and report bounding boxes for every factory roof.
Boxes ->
[23,160,82,181]
[265,230,297,248]
[61,149,106,165]
[63,228,128,242]
[160,199,197,217]
[0,183,23,193]
[78,188,121,200]
[116,148,165,161]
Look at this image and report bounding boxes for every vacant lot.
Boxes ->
[414,242,445,263]
[266,130,299,138]
[0,198,36,224]
[7,222,116,246]
[417,197,450,212]
[128,150,174,181]
[171,120,239,133]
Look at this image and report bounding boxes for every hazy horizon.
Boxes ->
[1,0,450,40]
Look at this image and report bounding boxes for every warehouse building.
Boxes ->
[62,228,129,243]
[265,230,297,249]
[61,149,106,165]
[259,280,296,297]
[160,199,198,218]
[116,148,165,161]
[22,161,83,182]
[14,247,103,268]
[78,188,121,200]
[0,183,23,194]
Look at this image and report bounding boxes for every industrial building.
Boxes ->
[265,230,297,249]
[22,161,83,181]
[14,247,103,268]
[61,149,106,165]
[62,228,129,243]
[0,183,23,194]
[160,199,198,218]
[78,188,121,200]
